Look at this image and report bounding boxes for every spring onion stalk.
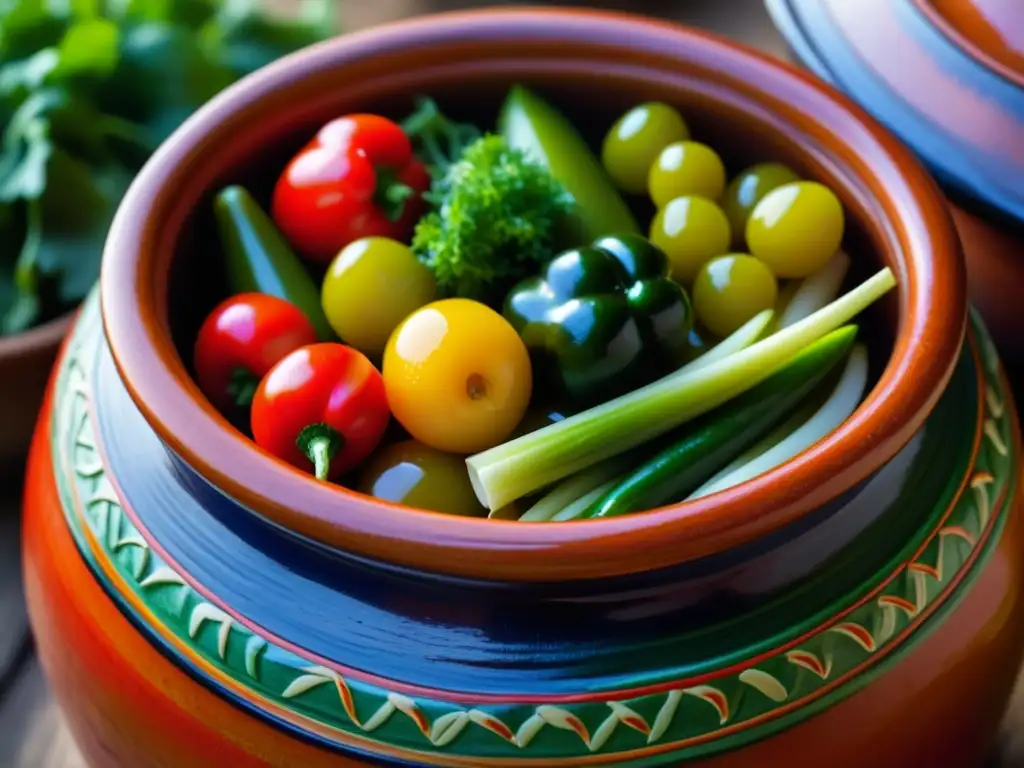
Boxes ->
[777,250,851,330]
[688,342,869,500]
[768,280,801,334]
[519,454,635,521]
[516,310,773,522]
[551,478,622,521]
[467,267,895,511]
[687,309,773,371]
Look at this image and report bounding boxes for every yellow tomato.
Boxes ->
[383,299,532,454]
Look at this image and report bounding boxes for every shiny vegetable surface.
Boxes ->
[499,85,639,241]
[467,267,896,511]
[252,343,389,481]
[358,440,486,517]
[215,185,333,341]
[272,114,431,264]
[383,299,532,454]
[579,324,855,518]
[647,141,726,208]
[193,293,317,413]
[601,102,690,195]
[721,162,800,248]
[693,254,779,337]
[504,234,692,404]
[747,181,845,278]
[321,237,436,357]
[690,342,868,500]
[411,134,573,302]
[649,195,731,284]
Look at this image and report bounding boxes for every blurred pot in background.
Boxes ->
[767,0,1024,399]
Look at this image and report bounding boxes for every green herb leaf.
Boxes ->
[108,0,216,28]
[0,0,337,336]
[0,0,69,60]
[200,0,336,79]
[55,18,120,78]
[0,49,60,97]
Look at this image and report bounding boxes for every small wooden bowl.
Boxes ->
[0,313,72,468]
[22,8,1024,767]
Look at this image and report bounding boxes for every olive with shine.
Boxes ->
[602,102,690,195]
[649,195,731,284]
[648,141,726,208]
[746,181,844,279]
[358,440,486,517]
[693,254,778,338]
[721,162,800,248]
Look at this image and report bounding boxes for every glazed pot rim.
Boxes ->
[910,0,1024,90]
[99,6,966,582]
[0,311,74,360]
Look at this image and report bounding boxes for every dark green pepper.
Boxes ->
[504,234,692,404]
[214,185,334,341]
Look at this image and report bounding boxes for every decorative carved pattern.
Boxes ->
[49,296,1015,764]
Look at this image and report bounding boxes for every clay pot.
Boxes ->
[22,8,1024,767]
[0,313,72,468]
[766,0,1024,400]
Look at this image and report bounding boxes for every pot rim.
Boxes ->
[910,0,1024,90]
[99,7,966,582]
[0,312,73,360]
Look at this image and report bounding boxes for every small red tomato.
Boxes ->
[193,293,317,414]
[251,343,389,481]
[271,115,431,264]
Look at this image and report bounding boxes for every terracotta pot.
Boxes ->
[0,312,73,469]
[766,0,1024,402]
[22,8,1024,766]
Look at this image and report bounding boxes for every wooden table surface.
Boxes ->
[3,0,1022,765]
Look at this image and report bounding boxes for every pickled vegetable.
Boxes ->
[747,181,844,278]
[649,196,731,284]
[383,299,532,453]
[721,163,800,247]
[601,102,690,194]
[358,440,487,517]
[693,254,778,338]
[648,141,726,208]
[321,237,436,357]
[499,85,639,240]
[467,267,896,510]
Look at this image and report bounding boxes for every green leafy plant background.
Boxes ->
[0,0,335,334]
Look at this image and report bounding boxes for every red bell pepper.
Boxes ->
[193,293,318,414]
[271,114,431,264]
[251,343,390,481]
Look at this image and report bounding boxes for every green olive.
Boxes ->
[602,102,690,195]
[746,181,844,279]
[693,254,778,338]
[358,440,485,517]
[648,141,726,208]
[649,195,731,284]
[322,237,436,356]
[721,163,800,248]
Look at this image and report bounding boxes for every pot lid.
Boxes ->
[767,0,1024,226]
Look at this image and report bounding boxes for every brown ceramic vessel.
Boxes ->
[22,8,1024,767]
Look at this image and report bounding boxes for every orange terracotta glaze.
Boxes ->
[23,360,1024,767]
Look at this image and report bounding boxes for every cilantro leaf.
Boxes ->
[55,18,120,78]
[0,0,339,336]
